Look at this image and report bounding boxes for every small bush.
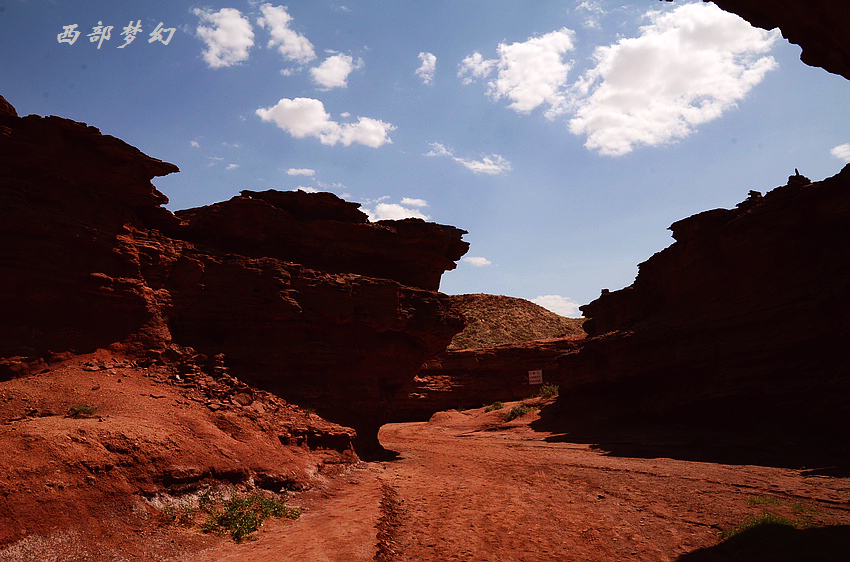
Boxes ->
[538,384,559,399]
[504,404,539,422]
[484,401,505,412]
[198,487,301,542]
[67,404,98,418]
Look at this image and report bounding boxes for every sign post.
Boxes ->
[528,369,543,385]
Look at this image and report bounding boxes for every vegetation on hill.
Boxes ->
[447,294,585,350]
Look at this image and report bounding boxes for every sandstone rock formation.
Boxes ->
[555,167,850,431]
[666,0,850,81]
[0,95,468,458]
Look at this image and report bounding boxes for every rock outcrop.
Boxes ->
[667,0,850,81]
[555,167,850,431]
[392,337,583,422]
[0,95,468,458]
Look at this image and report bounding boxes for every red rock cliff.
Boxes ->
[0,95,468,458]
[558,168,850,430]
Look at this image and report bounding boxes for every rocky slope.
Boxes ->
[392,294,585,421]
[0,94,468,458]
[446,293,584,350]
[554,168,850,435]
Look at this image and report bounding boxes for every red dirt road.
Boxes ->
[183,401,850,561]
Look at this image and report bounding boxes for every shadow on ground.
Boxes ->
[675,524,850,561]
[531,402,850,475]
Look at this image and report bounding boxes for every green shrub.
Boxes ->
[538,384,559,399]
[199,487,301,542]
[67,404,98,418]
[504,404,539,422]
[720,497,820,539]
[165,487,300,542]
[484,401,505,412]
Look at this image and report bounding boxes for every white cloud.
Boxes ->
[531,295,581,317]
[463,256,492,267]
[310,53,363,89]
[194,7,255,69]
[226,163,240,170]
[459,29,576,116]
[458,52,497,85]
[361,197,430,221]
[257,3,316,64]
[256,97,396,148]
[295,186,319,193]
[831,143,850,162]
[287,168,316,176]
[426,142,512,175]
[569,2,780,156]
[400,197,427,207]
[576,0,604,29]
[190,141,200,148]
[416,52,437,85]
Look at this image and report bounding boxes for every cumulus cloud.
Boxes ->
[463,256,492,267]
[256,97,396,148]
[257,3,316,64]
[401,197,427,207]
[416,52,437,85]
[569,2,780,156]
[194,7,255,68]
[426,142,512,175]
[226,163,240,170]
[190,141,200,148]
[531,295,581,317]
[362,198,430,221]
[831,143,850,162]
[287,168,316,176]
[295,186,319,193]
[311,53,363,89]
[459,29,576,116]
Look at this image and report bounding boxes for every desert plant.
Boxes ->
[504,404,539,422]
[720,497,821,539]
[538,384,559,399]
[199,487,301,542]
[67,404,98,418]
[484,401,505,412]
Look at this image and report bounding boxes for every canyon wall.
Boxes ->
[555,168,850,430]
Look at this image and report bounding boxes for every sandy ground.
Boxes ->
[177,400,850,561]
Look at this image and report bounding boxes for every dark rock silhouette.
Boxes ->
[560,165,850,433]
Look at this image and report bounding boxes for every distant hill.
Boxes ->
[447,294,586,350]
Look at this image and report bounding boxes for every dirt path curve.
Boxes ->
[373,407,850,562]
[182,402,850,561]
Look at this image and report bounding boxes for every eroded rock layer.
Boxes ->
[0,95,468,457]
[557,167,850,430]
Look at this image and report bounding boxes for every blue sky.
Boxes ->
[2,0,848,316]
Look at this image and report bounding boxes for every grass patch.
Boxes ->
[721,497,821,539]
[537,384,559,399]
[66,404,97,418]
[504,404,540,422]
[484,401,505,412]
[164,487,301,542]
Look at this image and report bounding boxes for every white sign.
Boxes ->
[528,369,543,385]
